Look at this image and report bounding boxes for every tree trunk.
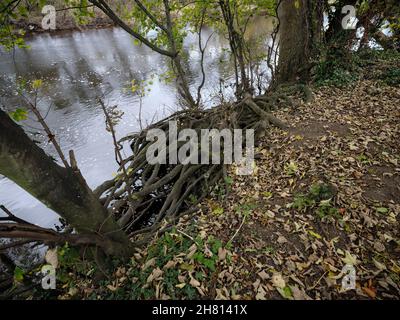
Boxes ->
[163,0,196,108]
[0,109,132,257]
[277,0,323,84]
[219,0,250,96]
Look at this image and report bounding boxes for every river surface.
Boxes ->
[0,18,275,228]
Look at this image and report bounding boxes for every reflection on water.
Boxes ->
[0,17,273,227]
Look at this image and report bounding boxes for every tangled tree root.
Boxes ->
[94,89,303,244]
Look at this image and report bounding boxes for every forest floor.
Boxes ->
[65,81,400,299]
[54,53,400,301]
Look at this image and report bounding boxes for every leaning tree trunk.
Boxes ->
[277,0,323,84]
[0,109,132,257]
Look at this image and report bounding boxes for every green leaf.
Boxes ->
[212,207,224,215]
[14,266,24,282]
[308,230,322,239]
[9,108,28,122]
[224,176,233,185]
[277,286,293,299]
[262,191,273,198]
[32,79,43,90]
[17,6,28,18]
[180,263,195,271]
[376,207,389,214]
[203,258,215,271]
[285,161,298,176]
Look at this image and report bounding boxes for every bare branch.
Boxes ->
[99,100,134,204]
[24,95,70,168]
[0,205,35,226]
[89,0,176,57]
[196,8,214,107]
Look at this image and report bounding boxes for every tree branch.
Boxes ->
[89,0,176,57]
[133,0,168,34]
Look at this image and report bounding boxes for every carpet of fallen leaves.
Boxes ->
[204,80,400,299]
[67,79,399,301]
[218,80,400,300]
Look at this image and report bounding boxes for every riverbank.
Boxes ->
[2,51,399,301]
[40,50,399,301]
[12,16,114,37]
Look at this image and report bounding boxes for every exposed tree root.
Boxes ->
[96,93,293,244]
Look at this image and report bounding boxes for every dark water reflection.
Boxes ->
[0,18,274,227]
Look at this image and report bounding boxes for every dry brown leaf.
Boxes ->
[142,257,156,271]
[272,273,286,289]
[258,270,269,280]
[189,277,201,288]
[146,268,163,283]
[218,247,227,261]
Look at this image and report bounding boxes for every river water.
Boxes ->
[0,18,274,228]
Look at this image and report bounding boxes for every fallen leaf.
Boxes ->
[45,248,58,269]
[146,268,163,283]
[272,273,286,289]
[107,285,117,292]
[342,251,358,266]
[308,230,322,239]
[218,247,227,261]
[142,257,156,271]
[189,277,201,288]
[258,270,269,280]
[362,286,376,299]
[163,260,176,269]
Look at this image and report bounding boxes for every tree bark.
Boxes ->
[0,109,132,257]
[219,0,250,96]
[277,0,323,84]
[163,0,196,107]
